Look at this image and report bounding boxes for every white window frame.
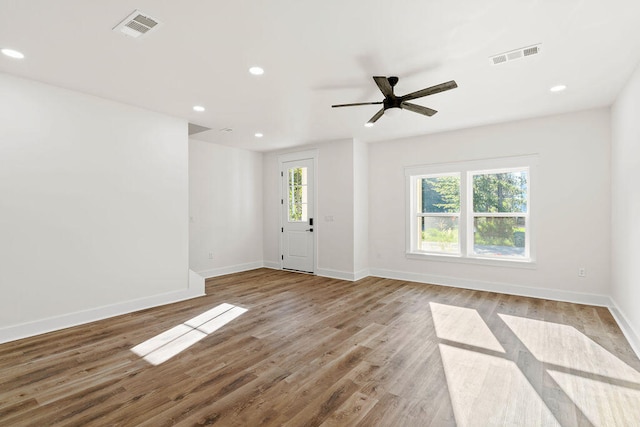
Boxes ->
[406,155,537,268]
[412,172,462,255]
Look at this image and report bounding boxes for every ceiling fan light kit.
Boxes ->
[384,107,402,117]
[332,76,457,125]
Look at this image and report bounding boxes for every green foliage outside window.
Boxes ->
[421,171,527,249]
[288,167,305,221]
[421,176,460,213]
[473,172,527,213]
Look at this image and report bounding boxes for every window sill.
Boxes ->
[405,251,537,269]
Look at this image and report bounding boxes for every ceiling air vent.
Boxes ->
[490,44,541,66]
[113,10,161,38]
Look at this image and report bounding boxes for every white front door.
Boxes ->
[281,159,315,273]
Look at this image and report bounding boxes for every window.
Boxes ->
[407,156,534,263]
[471,169,528,258]
[287,166,308,222]
[416,174,461,254]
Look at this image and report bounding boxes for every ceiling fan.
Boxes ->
[332,76,458,125]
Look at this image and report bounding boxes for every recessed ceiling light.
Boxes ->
[550,84,567,93]
[1,48,25,59]
[364,122,374,128]
[193,105,205,112]
[249,66,264,76]
[254,133,264,138]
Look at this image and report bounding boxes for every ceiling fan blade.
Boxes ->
[367,108,385,124]
[332,101,383,108]
[401,102,438,117]
[373,76,394,98]
[400,80,458,102]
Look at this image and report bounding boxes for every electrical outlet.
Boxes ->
[208,252,214,259]
[578,267,586,277]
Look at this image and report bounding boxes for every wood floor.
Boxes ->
[1,269,639,426]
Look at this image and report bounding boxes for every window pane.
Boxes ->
[473,171,528,213]
[418,216,459,254]
[288,167,308,222]
[288,167,307,186]
[473,217,526,257]
[419,175,460,213]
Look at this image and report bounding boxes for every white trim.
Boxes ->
[368,267,611,306]
[197,261,265,279]
[5,263,637,360]
[263,261,281,270]
[404,154,539,176]
[354,269,371,281]
[609,298,640,359]
[317,268,357,281]
[278,149,319,163]
[406,154,538,264]
[189,269,205,293]
[405,252,537,269]
[0,286,204,345]
[278,149,319,274]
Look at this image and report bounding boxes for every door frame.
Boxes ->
[278,149,318,274]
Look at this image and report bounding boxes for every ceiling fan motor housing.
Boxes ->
[383,97,402,110]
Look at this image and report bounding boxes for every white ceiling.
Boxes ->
[2,0,639,152]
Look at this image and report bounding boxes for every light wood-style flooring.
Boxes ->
[1,269,639,426]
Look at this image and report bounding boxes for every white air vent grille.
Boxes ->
[523,46,540,56]
[492,55,507,65]
[113,10,161,38]
[507,51,523,61]
[490,44,541,66]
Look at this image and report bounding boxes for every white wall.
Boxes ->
[611,62,640,352]
[189,139,263,277]
[263,139,357,279]
[0,73,194,341]
[353,139,369,278]
[317,140,354,276]
[262,149,280,269]
[369,109,612,302]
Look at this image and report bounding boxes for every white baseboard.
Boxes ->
[317,268,357,281]
[263,261,281,270]
[189,269,205,294]
[609,298,640,359]
[0,286,204,345]
[354,269,370,281]
[368,268,612,307]
[197,261,265,279]
[5,262,637,360]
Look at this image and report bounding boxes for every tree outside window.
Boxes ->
[408,158,532,262]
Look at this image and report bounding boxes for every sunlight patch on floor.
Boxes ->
[131,303,248,365]
[439,343,560,426]
[432,302,640,426]
[430,302,505,353]
[549,370,640,426]
[499,314,640,383]
[500,313,640,426]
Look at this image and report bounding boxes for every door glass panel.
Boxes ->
[288,167,308,222]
